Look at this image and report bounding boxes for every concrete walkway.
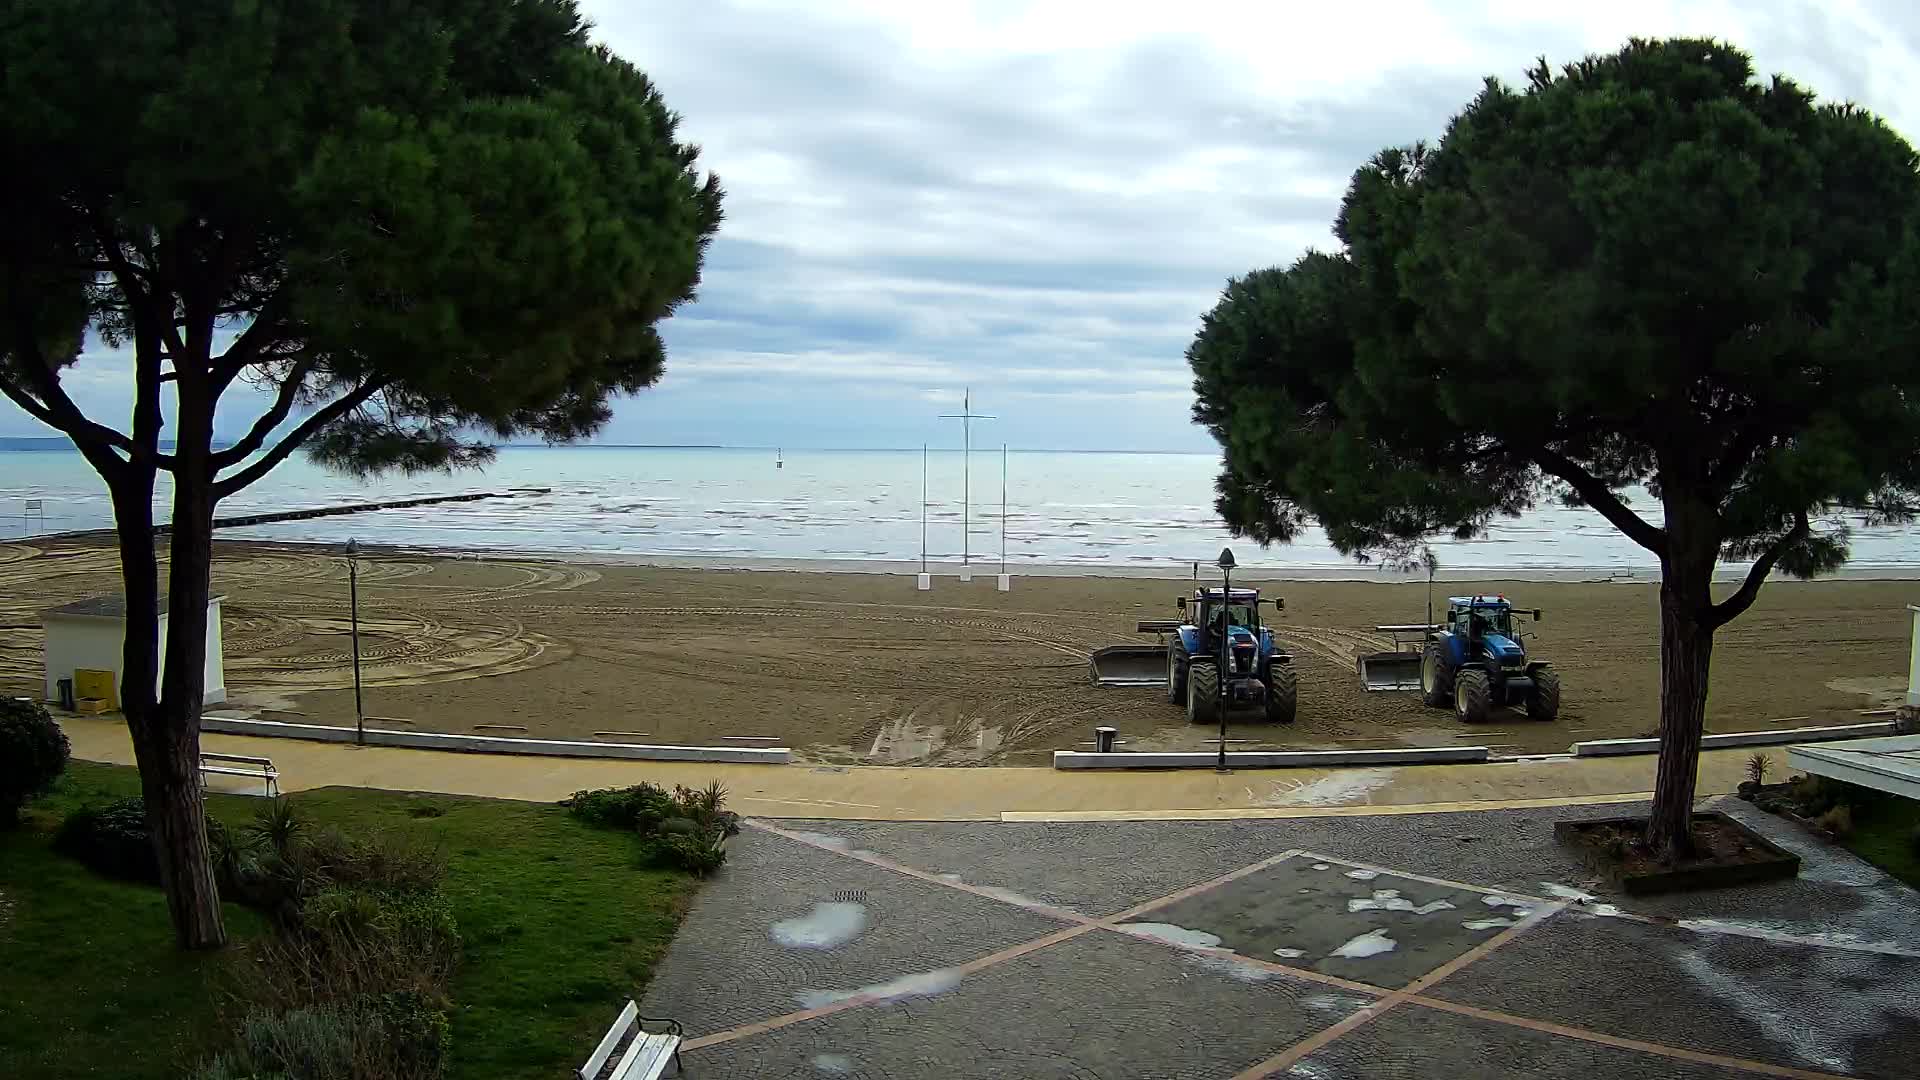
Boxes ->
[645,798,1920,1078]
[59,715,1762,820]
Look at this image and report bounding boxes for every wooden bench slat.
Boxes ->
[201,752,275,766]
[580,1000,639,1080]
[199,755,280,797]
[612,1032,679,1080]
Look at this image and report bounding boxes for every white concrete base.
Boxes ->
[199,716,791,763]
[959,569,972,582]
[1053,746,1489,769]
[916,573,932,591]
[996,574,1011,592]
[1570,721,1896,757]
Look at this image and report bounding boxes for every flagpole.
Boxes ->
[1000,443,1007,575]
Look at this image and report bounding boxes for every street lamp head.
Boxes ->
[346,538,358,557]
[1217,547,1236,571]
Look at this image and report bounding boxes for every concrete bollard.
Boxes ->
[1094,726,1118,753]
[997,574,1011,592]
[916,573,932,591]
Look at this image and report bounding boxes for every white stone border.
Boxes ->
[1051,746,1489,769]
[1570,721,1895,758]
[198,716,791,764]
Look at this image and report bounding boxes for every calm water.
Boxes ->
[4,446,1917,575]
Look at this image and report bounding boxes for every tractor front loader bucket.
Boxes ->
[1089,644,1169,688]
[1357,650,1422,692]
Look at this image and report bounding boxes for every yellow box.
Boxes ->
[73,668,118,711]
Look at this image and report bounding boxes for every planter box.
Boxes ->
[1554,812,1800,895]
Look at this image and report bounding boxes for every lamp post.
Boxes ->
[346,538,364,746]
[1216,546,1235,773]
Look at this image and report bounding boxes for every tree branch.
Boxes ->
[1711,424,1769,490]
[1706,509,1810,630]
[3,301,164,470]
[210,359,315,468]
[0,377,63,429]
[1529,446,1667,554]
[213,377,388,499]
[91,216,188,361]
[208,290,290,393]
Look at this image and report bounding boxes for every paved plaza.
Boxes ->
[642,797,1920,1079]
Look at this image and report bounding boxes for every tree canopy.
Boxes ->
[1197,38,1920,594]
[0,0,722,947]
[1190,37,1920,853]
[1,0,722,479]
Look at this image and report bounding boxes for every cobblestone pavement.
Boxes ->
[640,797,1920,1079]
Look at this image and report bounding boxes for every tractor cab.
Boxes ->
[1447,596,1530,667]
[1180,587,1266,650]
[1419,595,1558,723]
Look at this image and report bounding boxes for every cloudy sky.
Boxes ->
[11,0,1920,451]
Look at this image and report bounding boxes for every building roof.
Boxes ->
[44,594,225,619]
[46,594,159,618]
[1788,734,1920,801]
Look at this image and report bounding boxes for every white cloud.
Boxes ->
[14,2,1920,450]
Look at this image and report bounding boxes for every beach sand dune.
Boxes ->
[2,539,1911,764]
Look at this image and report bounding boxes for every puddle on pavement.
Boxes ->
[1330,928,1397,958]
[772,901,868,949]
[1120,922,1225,948]
[1349,889,1455,915]
[1255,769,1397,808]
[796,967,963,1010]
[1461,917,1516,931]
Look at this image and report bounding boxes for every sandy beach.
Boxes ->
[2,537,1913,766]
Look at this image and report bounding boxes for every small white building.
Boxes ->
[41,594,226,708]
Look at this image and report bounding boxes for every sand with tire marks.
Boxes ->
[2,539,1913,765]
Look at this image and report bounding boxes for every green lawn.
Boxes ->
[0,762,701,1080]
[1840,787,1920,890]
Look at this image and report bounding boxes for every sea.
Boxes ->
[5,445,1919,579]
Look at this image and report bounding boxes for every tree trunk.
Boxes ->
[1645,514,1718,860]
[152,396,227,949]
[109,463,225,948]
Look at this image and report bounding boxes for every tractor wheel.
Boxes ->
[1187,663,1219,724]
[1454,668,1491,724]
[1421,640,1454,708]
[1265,662,1297,724]
[1526,667,1561,721]
[1166,639,1189,705]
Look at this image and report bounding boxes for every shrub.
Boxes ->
[372,988,453,1074]
[230,886,460,1019]
[54,798,160,882]
[194,994,450,1080]
[293,826,446,897]
[568,778,735,874]
[642,832,727,876]
[1814,805,1855,838]
[0,698,70,826]
[247,796,304,858]
[1791,774,1837,815]
[562,782,676,831]
[1745,753,1772,786]
[672,781,741,838]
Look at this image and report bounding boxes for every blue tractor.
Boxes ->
[1418,596,1559,723]
[1160,587,1297,724]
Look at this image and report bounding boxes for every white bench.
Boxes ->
[199,752,279,797]
[580,1000,683,1080]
